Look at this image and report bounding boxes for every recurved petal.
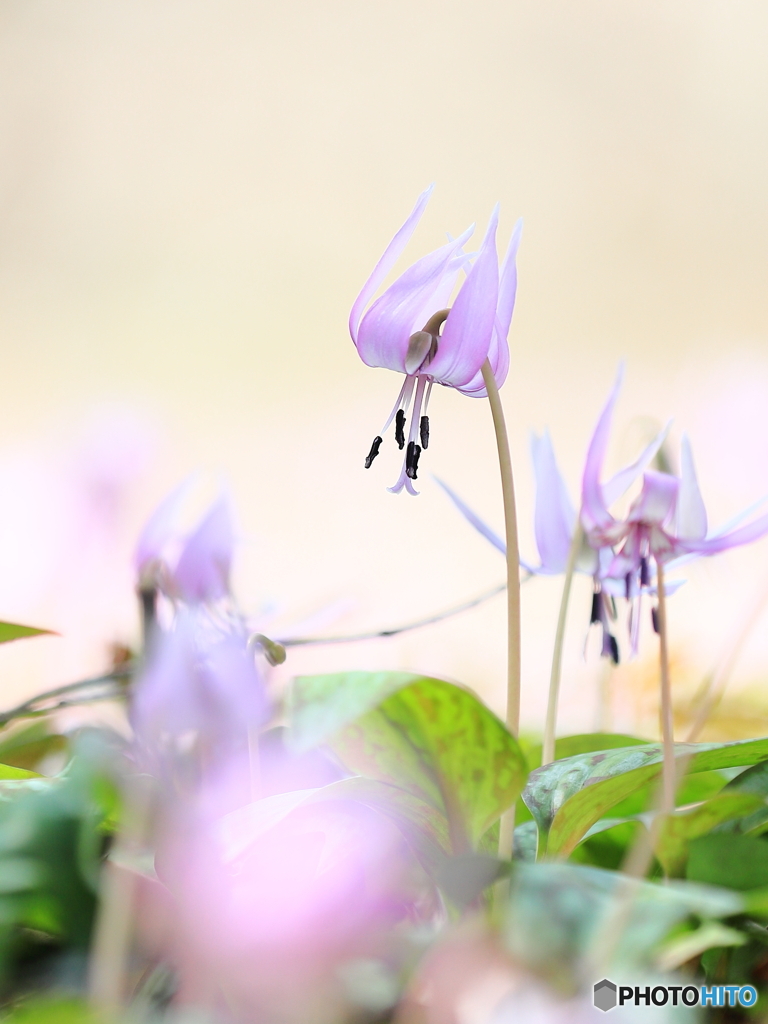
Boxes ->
[627,470,679,527]
[135,475,197,580]
[531,430,577,573]
[676,435,708,540]
[434,476,507,556]
[173,495,235,604]
[602,420,672,507]
[355,226,474,373]
[679,508,768,555]
[580,367,624,537]
[425,207,500,387]
[496,218,523,342]
[349,185,434,343]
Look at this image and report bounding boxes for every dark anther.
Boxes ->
[640,556,650,587]
[395,409,406,449]
[608,634,620,665]
[364,436,383,469]
[590,591,601,625]
[651,607,659,634]
[406,441,422,479]
[420,415,430,449]
[609,596,618,620]
[625,573,632,600]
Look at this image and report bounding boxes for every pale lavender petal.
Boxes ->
[349,185,434,343]
[434,477,506,555]
[173,495,234,603]
[602,421,671,507]
[135,476,196,578]
[627,471,679,527]
[707,493,768,539]
[495,218,523,343]
[356,226,474,373]
[426,207,500,387]
[679,509,768,555]
[676,435,708,540]
[580,368,624,537]
[531,431,577,573]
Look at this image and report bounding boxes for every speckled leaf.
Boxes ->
[524,733,648,772]
[525,737,768,859]
[288,671,421,753]
[329,677,526,852]
[654,792,765,877]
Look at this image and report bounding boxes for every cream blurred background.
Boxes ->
[1,0,768,739]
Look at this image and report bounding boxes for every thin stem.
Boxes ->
[282,582,508,647]
[541,522,583,766]
[481,360,521,864]
[656,561,675,814]
[481,360,521,738]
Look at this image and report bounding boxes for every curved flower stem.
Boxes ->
[656,561,675,814]
[541,522,584,766]
[481,360,521,861]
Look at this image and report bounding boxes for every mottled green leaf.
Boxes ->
[503,861,743,982]
[0,622,54,644]
[656,921,746,972]
[0,722,67,771]
[328,677,527,851]
[525,733,648,772]
[288,671,420,753]
[655,793,765,877]
[524,737,768,858]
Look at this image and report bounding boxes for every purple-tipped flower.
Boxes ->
[582,389,768,650]
[350,186,521,494]
[437,370,668,662]
[135,482,235,605]
[131,613,269,780]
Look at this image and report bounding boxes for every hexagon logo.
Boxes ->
[593,979,617,1012]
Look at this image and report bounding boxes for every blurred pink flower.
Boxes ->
[131,614,268,780]
[156,775,424,1020]
[350,186,521,494]
[135,482,234,605]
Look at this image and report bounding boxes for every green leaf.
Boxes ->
[0,622,54,645]
[288,671,421,753]
[655,921,747,972]
[687,834,768,890]
[503,861,744,982]
[655,793,766,877]
[0,763,40,782]
[326,677,527,852]
[713,760,768,835]
[525,737,768,858]
[525,733,648,772]
[0,722,67,771]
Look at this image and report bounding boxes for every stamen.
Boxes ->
[608,634,620,664]
[625,573,632,600]
[406,441,422,479]
[590,590,601,625]
[640,556,650,587]
[651,607,659,634]
[420,416,430,449]
[364,436,383,469]
[395,409,406,449]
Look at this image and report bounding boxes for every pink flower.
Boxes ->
[156,775,424,1019]
[350,186,521,494]
[135,482,234,605]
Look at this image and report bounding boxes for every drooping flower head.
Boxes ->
[135,480,235,606]
[437,369,668,662]
[350,186,521,494]
[581,381,768,650]
[131,612,269,784]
